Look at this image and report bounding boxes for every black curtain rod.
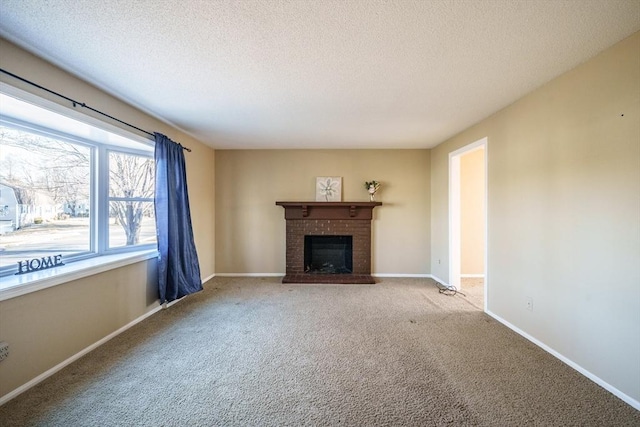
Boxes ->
[0,68,192,152]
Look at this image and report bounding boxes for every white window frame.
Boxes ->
[0,83,158,300]
[102,146,156,252]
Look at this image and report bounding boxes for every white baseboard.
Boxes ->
[215,273,285,277]
[460,274,485,278]
[372,273,432,278]
[215,273,445,280]
[429,274,449,287]
[486,310,640,411]
[0,302,170,406]
[1,271,215,405]
[9,277,633,413]
[201,272,216,284]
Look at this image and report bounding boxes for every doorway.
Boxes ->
[449,137,487,309]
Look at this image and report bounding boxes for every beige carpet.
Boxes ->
[1,277,637,426]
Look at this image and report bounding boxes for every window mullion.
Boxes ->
[96,146,109,253]
[89,145,98,254]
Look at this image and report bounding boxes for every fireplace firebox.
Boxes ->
[305,235,353,274]
[276,201,381,284]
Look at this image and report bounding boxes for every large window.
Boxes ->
[0,89,156,277]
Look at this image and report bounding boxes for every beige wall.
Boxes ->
[431,32,640,403]
[460,148,485,275]
[0,260,157,397]
[0,38,216,399]
[215,149,430,275]
[1,29,638,408]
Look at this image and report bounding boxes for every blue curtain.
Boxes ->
[154,133,202,303]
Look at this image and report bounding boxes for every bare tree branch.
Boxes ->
[1,125,154,245]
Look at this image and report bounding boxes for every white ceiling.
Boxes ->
[0,0,638,149]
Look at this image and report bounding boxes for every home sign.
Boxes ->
[16,254,64,275]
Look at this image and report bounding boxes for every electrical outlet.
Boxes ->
[525,297,533,312]
[0,341,8,362]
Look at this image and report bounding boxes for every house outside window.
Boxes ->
[0,89,156,277]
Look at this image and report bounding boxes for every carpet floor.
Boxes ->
[0,277,637,426]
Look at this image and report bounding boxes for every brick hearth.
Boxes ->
[275,202,381,284]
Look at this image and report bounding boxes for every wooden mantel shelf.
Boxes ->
[276,201,382,220]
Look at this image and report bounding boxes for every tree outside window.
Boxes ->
[108,151,155,247]
[0,124,156,272]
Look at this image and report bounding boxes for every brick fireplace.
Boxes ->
[276,202,382,284]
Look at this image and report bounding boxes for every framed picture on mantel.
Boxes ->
[316,177,342,202]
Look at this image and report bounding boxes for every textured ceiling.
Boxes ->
[0,0,639,149]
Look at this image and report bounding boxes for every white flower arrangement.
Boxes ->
[364,180,380,201]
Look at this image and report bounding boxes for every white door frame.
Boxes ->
[449,137,487,307]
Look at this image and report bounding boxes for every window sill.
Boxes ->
[0,250,158,302]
